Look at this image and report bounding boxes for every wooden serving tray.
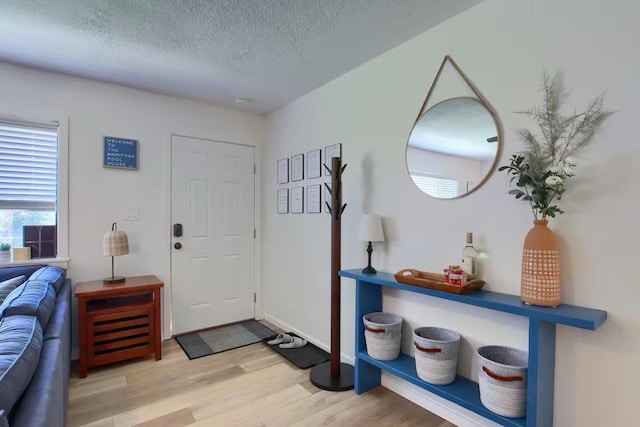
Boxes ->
[394,269,485,294]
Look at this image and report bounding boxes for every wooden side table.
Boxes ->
[75,275,164,378]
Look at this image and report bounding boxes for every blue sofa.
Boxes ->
[0,265,70,427]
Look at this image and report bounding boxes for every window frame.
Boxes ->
[0,115,69,265]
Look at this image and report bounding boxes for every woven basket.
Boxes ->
[477,345,528,418]
[413,327,460,385]
[363,312,403,361]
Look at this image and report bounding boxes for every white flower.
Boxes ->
[564,157,577,167]
[549,166,561,174]
[545,175,563,186]
[563,166,576,177]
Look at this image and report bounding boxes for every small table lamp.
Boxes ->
[358,214,385,274]
[103,222,129,284]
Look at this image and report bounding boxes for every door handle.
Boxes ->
[174,242,182,250]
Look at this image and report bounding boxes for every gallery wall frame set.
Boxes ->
[276,142,342,214]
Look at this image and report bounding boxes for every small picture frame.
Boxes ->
[306,149,322,179]
[324,143,342,176]
[291,187,304,213]
[277,158,289,184]
[277,189,289,214]
[306,185,321,213]
[324,184,332,213]
[291,153,304,182]
[104,136,138,170]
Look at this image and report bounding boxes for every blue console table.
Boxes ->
[340,269,607,427]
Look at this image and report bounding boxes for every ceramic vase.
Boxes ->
[0,251,10,262]
[520,219,560,306]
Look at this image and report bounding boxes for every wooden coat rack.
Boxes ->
[309,156,354,391]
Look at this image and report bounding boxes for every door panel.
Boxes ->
[171,135,255,335]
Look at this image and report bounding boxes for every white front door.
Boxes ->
[171,135,255,335]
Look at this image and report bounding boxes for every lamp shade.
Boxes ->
[358,214,385,242]
[103,223,129,256]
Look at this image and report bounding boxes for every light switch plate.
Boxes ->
[124,207,140,221]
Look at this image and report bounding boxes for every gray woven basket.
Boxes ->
[413,327,460,385]
[477,345,528,418]
[363,312,403,361]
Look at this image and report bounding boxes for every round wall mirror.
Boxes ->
[406,96,500,199]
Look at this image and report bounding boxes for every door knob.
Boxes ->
[174,242,182,250]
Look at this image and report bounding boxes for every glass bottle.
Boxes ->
[461,232,478,276]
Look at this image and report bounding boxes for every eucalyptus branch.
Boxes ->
[500,70,614,220]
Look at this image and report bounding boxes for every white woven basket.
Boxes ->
[477,345,528,418]
[363,312,403,361]
[413,327,460,385]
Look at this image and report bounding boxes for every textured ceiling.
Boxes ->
[0,0,482,114]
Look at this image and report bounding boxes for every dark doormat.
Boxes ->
[263,333,330,369]
[175,320,276,360]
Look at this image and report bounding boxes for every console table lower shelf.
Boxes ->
[357,351,525,427]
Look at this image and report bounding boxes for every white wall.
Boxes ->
[0,62,265,345]
[263,0,639,425]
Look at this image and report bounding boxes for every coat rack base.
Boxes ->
[309,361,354,391]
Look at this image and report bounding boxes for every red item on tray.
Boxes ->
[444,265,468,286]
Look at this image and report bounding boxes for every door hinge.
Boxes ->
[254,164,256,175]
[254,228,256,239]
[254,292,257,303]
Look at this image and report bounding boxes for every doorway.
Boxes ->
[170,135,256,335]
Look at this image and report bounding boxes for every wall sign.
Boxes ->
[104,136,139,169]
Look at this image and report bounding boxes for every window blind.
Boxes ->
[0,120,58,210]
[410,173,458,198]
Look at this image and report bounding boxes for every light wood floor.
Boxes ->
[68,323,456,427]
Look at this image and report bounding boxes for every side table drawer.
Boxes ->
[87,306,155,366]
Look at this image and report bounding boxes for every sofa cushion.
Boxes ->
[0,280,56,329]
[43,279,70,342]
[0,315,43,417]
[28,266,66,293]
[0,265,44,283]
[0,275,25,305]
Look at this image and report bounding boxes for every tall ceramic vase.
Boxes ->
[521,219,560,306]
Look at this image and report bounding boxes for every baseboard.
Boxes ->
[263,313,355,365]
[381,374,501,427]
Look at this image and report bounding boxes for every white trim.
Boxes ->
[0,257,70,269]
[56,116,70,260]
[163,132,172,341]
[253,142,263,320]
